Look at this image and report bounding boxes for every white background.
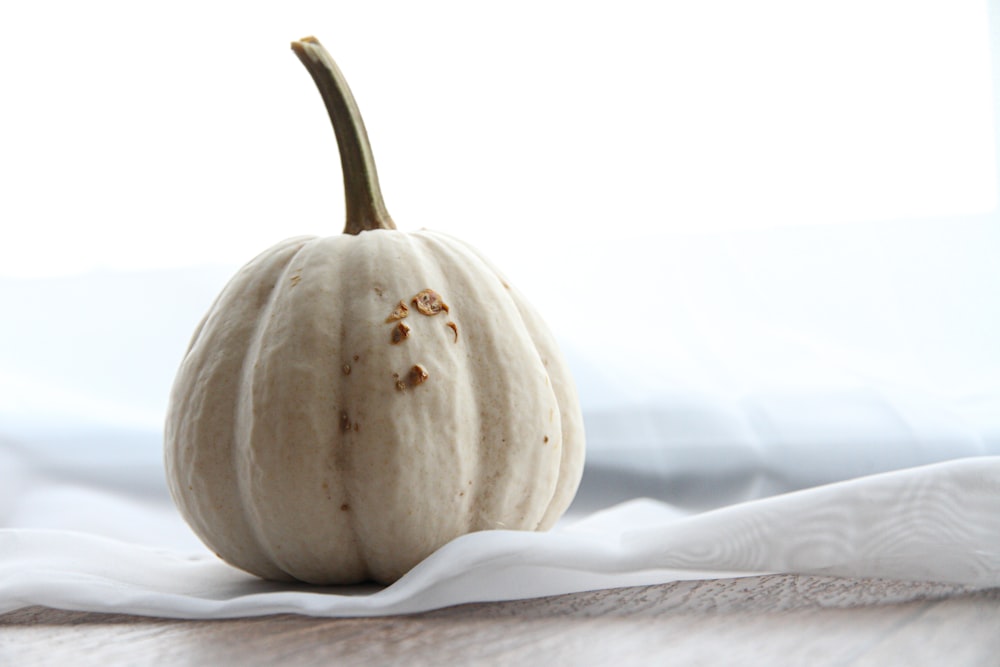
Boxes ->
[0,1,995,275]
[1,1,999,511]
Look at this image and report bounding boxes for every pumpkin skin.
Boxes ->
[164,38,585,585]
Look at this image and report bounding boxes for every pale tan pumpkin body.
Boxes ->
[165,229,585,584]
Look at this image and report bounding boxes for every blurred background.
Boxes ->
[1,0,998,544]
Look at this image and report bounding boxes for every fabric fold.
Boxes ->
[1,457,997,619]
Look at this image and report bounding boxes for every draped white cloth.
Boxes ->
[2,227,999,617]
[0,457,997,618]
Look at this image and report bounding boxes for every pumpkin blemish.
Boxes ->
[343,364,351,375]
[446,321,458,342]
[408,364,429,387]
[340,411,351,431]
[391,321,411,344]
[290,273,302,286]
[412,289,449,316]
[340,503,350,511]
[544,436,549,443]
[386,301,409,323]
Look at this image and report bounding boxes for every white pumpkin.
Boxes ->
[164,37,585,585]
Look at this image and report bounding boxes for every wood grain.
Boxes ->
[1,575,998,666]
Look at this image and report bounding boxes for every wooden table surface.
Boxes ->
[2,574,998,666]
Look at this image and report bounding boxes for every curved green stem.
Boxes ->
[292,37,395,234]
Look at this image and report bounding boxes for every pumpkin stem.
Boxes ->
[292,37,396,234]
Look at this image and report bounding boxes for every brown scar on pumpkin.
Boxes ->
[290,273,302,286]
[340,411,351,432]
[391,321,411,344]
[385,300,409,323]
[408,364,429,386]
[446,321,459,342]
[342,364,351,375]
[412,289,449,316]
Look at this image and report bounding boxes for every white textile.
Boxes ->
[2,238,1000,618]
[0,456,997,619]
